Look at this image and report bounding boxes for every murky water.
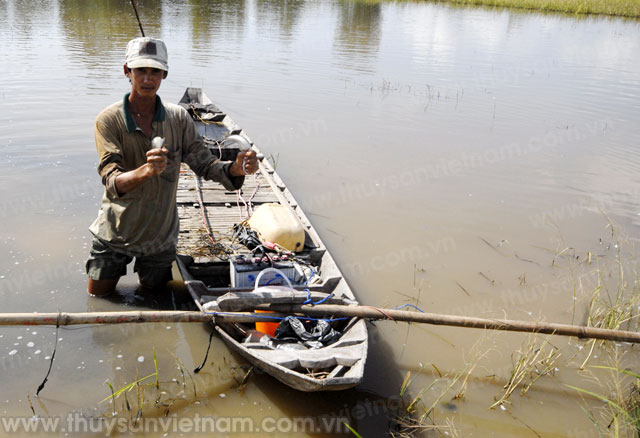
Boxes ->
[1,0,639,436]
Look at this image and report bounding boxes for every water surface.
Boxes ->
[1,0,639,436]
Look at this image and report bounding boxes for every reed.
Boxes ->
[560,222,640,436]
[579,226,640,369]
[568,362,640,437]
[491,334,560,408]
[390,340,489,437]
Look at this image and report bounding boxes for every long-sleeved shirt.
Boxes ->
[89,93,244,256]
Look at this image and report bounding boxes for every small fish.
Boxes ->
[151,136,165,149]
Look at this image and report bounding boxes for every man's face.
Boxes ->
[126,67,167,98]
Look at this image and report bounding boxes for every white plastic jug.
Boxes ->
[248,203,305,252]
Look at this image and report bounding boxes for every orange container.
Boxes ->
[255,310,279,337]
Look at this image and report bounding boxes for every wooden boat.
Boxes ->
[174,88,368,392]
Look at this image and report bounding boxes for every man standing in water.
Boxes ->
[86,37,258,296]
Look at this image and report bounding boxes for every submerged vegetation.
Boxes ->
[396,219,640,436]
[491,334,560,409]
[568,365,640,437]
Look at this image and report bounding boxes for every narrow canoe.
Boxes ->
[174,88,368,392]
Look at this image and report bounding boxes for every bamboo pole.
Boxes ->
[0,307,638,344]
[0,311,273,326]
[264,304,640,343]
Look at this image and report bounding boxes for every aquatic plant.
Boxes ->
[491,334,560,408]
[568,363,640,437]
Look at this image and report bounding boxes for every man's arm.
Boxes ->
[114,147,168,195]
[95,116,171,197]
[180,109,257,190]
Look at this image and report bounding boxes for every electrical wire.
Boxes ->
[393,303,426,313]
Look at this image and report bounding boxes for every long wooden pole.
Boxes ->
[0,307,638,343]
[0,311,263,326]
[264,304,640,343]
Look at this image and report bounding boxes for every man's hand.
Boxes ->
[114,147,168,196]
[146,147,168,176]
[229,150,258,176]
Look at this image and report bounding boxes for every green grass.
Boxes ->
[438,0,639,18]
[355,0,640,18]
[568,365,640,437]
[491,334,560,409]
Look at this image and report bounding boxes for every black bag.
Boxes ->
[274,316,341,349]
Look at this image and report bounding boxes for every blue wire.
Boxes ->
[300,267,334,305]
[264,274,282,286]
[302,289,334,305]
[311,292,334,305]
[304,267,315,286]
[393,303,426,313]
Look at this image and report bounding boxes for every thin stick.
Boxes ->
[130,0,145,37]
[36,313,60,396]
[0,307,638,344]
[194,321,215,374]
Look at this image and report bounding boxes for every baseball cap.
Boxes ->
[125,37,168,71]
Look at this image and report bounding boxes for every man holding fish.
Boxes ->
[86,37,258,297]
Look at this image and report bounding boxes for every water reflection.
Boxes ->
[58,0,163,72]
[333,0,381,73]
[2,0,640,435]
[187,0,247,50]
[4,0,57,43]
[255,0,306,43]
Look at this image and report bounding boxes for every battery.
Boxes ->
[230,259,300,289]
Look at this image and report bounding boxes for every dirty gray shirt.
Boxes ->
[89,93,243,256]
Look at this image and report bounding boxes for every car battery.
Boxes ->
[230,257,300,289]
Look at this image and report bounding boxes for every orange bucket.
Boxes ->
[255,310,279,337]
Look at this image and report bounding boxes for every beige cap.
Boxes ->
[125,37,168,71]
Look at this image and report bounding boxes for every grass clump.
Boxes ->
[562,222,640,436]
[568,364,640,437]
[491,334,560,408]
[391,341,489,437]
[578,226,640,369]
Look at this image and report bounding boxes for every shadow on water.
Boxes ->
[86,276,408,436]
[239,323,408,435]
